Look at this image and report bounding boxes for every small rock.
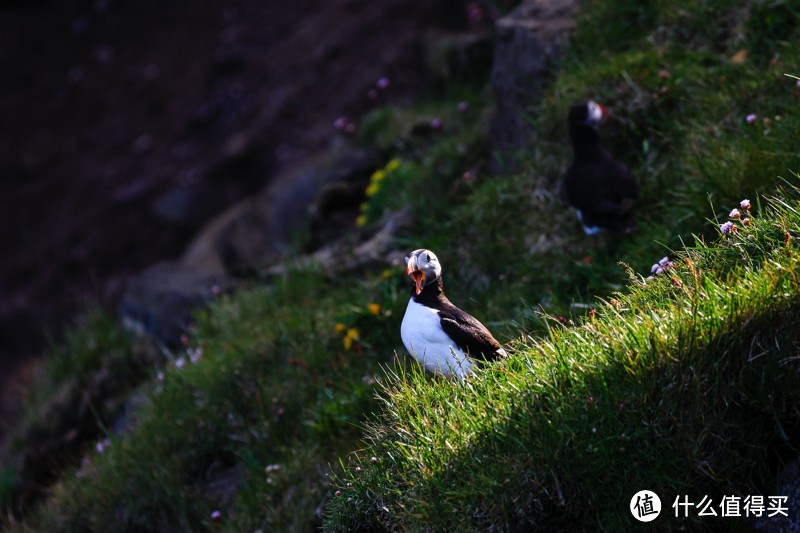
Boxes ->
[120,261,229,346]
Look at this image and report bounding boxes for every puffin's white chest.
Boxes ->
[400,297,473,378]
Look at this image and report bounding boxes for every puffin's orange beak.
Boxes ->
[406,256,425,295]
[410,270,425,295]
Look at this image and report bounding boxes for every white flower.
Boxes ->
[188,346,203,364]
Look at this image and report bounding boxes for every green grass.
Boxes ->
[0,309,158,520]
[325,186,800,530]
[14,271,405,531]
[4,0,800,530]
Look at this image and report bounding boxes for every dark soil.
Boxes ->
[0,0,472,428]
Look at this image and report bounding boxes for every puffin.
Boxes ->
[400,249,506,378]
[560,100,639,235]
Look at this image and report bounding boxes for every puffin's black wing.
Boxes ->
[607,158,639,204]
[437,306,505,362]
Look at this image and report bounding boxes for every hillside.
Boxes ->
[3,0,800,530]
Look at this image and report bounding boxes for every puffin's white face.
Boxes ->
[586,100,609,127]
[405,249,442,295]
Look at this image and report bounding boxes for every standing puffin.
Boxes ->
[560,100,639,235]
[400,249,506,378]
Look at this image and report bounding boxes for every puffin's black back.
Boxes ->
[414,276,505,362]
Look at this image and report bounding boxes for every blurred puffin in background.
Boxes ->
[400,249,506,378]
[560,100,639,235]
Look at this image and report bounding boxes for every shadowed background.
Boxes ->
[0,0,473,422]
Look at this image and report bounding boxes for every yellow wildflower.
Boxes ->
[356,214,367,227]
[381,269,393,279]
[367,303,381,315]
[343,328,360,350]
[386,158,401,171]
[359,202,368,212]
[371,170,386,183]
[366,182,380,197]
[334,323,346,334]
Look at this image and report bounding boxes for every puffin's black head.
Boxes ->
[404,249,442,295]
[568,100,609,130]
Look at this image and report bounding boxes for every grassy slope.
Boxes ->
[326,0,800,529]
[7,272,404,531]
[3,0,800,530]
[2,91,495,530]
[326,189,800,529]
